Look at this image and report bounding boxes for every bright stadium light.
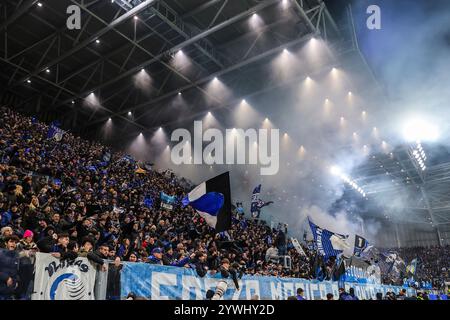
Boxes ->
[403,118,439,142]
[330,166,342,176]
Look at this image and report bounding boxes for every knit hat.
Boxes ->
[152,247,163,254]
[23,229,34,239]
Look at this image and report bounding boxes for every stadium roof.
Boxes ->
[0,0,344,138]
[1,0,449,245]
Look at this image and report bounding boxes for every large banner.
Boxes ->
[120,263,415,300]
[32,252,97,300]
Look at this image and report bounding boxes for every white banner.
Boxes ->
[32,252,97,300]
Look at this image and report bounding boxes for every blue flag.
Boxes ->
[47,125,64,141]
[308,218,349,260]
[250,185,261,215]
[182,172,231,232]
[160,192,177,210]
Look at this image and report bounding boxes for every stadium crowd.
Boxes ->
[398,246,449,290]
[0,106,449,300]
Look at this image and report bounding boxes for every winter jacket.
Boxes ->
[0,248,19,297]
[193,260,208,277]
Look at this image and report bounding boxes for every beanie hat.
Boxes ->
[23,229,34,239]
[152,247,163,255]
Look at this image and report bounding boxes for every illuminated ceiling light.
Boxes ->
[159,127,162,130]
[330,166,342,176]
[403,118,439,142]
[141,67,144,71]
[340,116,345,121]
[213,77,218,81]
[108,118,112,121]
[264,118,269,122]
[45,68,50,73]
[71,100,75,104]
[305,76,311,81]
[242,99,246,103]
[139,132,143,136]
[325,98,329,102]
[178,92,181,95]
[95,39,100,44]
[37,2,43,7]
[178,49,183,54]
[283,48,288,53]
[134,16,138,20]
[348,91,352,96]
[128,111,132,116]
[26,79,31,83]
[207,112,211,116]
[373,127,377,131]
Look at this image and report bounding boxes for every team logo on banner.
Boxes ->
[32,252,97,300]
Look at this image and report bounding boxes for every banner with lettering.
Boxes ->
[32,252,97,300]
[120,262,415,300]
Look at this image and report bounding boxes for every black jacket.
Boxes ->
[193,260,208,278]
[0,249,19,297]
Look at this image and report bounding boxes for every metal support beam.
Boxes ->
[420,187,443,246]
[56,0,280,108]
[181,0,222,19]
[151,0,229,68]
[88,31,315,128]
[0,0,38,32]
[11,0,158,85]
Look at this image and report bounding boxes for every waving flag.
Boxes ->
[406,258,418,276]
[250,185,273,218]
[47,125,64,141]
[160,192,177,210]
[135,166,147,174]
[182,172,231,233]
[250,185,261,216]
[353,235,370,256]
[308,217,350,260]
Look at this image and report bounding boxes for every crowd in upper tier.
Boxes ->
[0,106,448,299]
